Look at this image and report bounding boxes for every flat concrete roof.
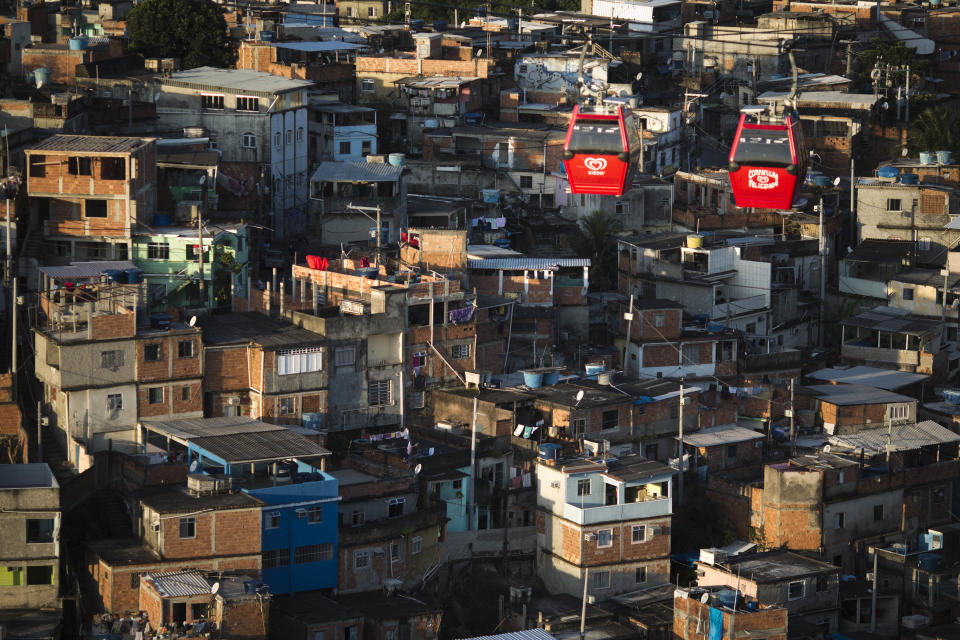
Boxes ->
[0,464,58,489]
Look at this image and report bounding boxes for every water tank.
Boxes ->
[424,119,439,129]
[746,600,758,612]
[482,189,499,204]
[717,589,739,610]
[538,443,561,462]
[543,371,560,385]
[260,30,275,41]
[920,151,936,165]
[707,322,725,332]
[917,553,943,571]
[68,35,88,50]
[433,20,448,31]
[153,213,172,227]
[409,18,424,31]
[149,313,172,330]
[686,234,703,248]
[33,68,51,88]
[464,112,483,126]
[813,175,830,187]
[877,166,900,181]
[125,268,144,284]
[388,153,405,168]
[102,269,126,284]
[937,150,954,164]
[585,362,605,376]
[942,389,960,405]
[597,371,613,386]
[522,370,544,388]
[900,173,919,185]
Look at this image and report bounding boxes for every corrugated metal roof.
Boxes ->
[398,76,480,89]
[461,629,558,640]
[806,366,929,390]
[26,135,151,154]
[841,306,941,336]
[271,41,362,52]
[38,260,137,279]
[683,424,764,447]
[310,161,403,183]
[805,383,915,406]
[142,416,286,440]
[191,429,330,463]
[468,258,591,270]
[164,66,313,96]
[145,570,212,598]
[828,420,960,452]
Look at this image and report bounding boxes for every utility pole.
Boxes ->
[623,294,634,374]
[789,377,796,455]
[469,394,478,530]
[818,194,827,348]
[677,380,685,506]
[905,65,910,123]
[850,157,856,244]
[845,42,853,78]
[344,203,383,267]
[870,551,879,632]
[36,400,42,463]
[579,566,589,640]
[941,268,950,348]
[197,175,207,305]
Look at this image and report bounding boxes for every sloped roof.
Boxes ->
[828,420,960,452]
[311,161,403,183]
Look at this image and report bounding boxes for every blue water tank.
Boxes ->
[33,68,51,87]
[409,18,424,31]
[937,150,954,164]
[585,363,605,376]
[149,313,172,330]
[917,553,943,571]
[433,20,448,31]
[388,153,405,168]
[260,30,275,41]
[877,166,900,180]
[707,322,725,333]
[522,370,544,388]
[746,600,758,612]
[68,36,88,50]
[538,443,561,461]
[102,269,125,284]
[153,213,172,227]
[717,589,739,610]
[920,151,936,165]
[543,371,560,385]
[464,112,483,126]
[813,175,830,187]
[900,173,919,185]
[125,268,144,284]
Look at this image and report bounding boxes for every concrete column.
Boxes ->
[498,270,503,295]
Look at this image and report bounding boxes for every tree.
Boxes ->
[906,105,960,157]
[126,0,233,70]
[567,210,622,292]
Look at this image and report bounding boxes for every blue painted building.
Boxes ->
[139,416,339,595]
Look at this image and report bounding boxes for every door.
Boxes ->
[172,602,186,623]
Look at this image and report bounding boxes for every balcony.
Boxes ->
[561,497,671,524]
[841,344,920,367]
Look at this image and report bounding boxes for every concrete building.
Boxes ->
[310,102,377,163]
[155,68,315,238]
[674,585,788,640]
[536,454,674,598]
[840,306,944,377]
[308,159,406,243]
[25,135,157,263]
[0,464,60,610]
[395,76,484,152]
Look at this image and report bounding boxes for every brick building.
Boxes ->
[803,384,918,435]
[25,135,157,262]
[674,586,788,640]
[535,454,674,598]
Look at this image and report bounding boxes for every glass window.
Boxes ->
[733,128,792,167]
[307,506,323,523]
[148,387,163,404]
[903,288,914,301]
[145,344,162,362]
[107,393,123,412]
[335,347,355,367]
[683,344,700,364]
[834,512,845,529]
[101,350,124,370]
[787,580,805,600]
[873,505,884,521]
[887,198,902,211]
[201,94,225,110]
[567,121,623,155]
[339,141,351,155]
[451,344,470,359]
[362,141,372,154]
[178,341,195,358]
[179,517,196,539]
[355,550,369,568]
[277,348,323,375]
[236,96,259,112]
[279,397,295,414]
[577,479,591,495]
[412,536,422,554]
[632,525,646,543]
[295,543,333,564]
[26,565,54,585]
[520,175,533,189]
[597,529,612,547]
[635,566,647,583]
[369,380,392,406]
[265,511,281,529]
[26,519,54,543]
[147,243,169,260]
[361,79,375,93]
[592,571,610,589]
[262,549,289,568]
[130,572,141,589]
[242,133,257,149]
[653,314,665,328]
[601,410,618,430]
[388,497,405,518]
[351,509,364,526]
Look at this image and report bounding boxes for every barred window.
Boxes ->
[236,96,259,112]
[277,347,323,375]
[294,543,333,564]
[369,380,392,406]
[262,549,290,568]
[335,347,355,367]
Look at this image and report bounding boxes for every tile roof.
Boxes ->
[144,570,211,598]
[27,135,152,154]
[311,161,403,183]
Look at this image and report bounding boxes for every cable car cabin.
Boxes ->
[563,104,641,196]
[727,108,807,210]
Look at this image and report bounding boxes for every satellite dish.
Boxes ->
[414,463,422,475]
[188,315,197,327]
[700,593,710,604]
[823,445,832,453]
[902,147,910,157]
[635,72,643,82]
[870,68,883,80]
[833,177,841,186]
[189,460,199,473]
[575,390,585,405]
[211,582,220,595]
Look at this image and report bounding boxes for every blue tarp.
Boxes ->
[709,608,724,640]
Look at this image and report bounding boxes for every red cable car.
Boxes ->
[563,104,641,196]
[727,105,807,210]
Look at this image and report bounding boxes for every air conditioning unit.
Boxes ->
[151,523,160,532]
[651,526,663,535]
[550,481,560,489]
[584,533,597,542]
[295,508,307,518]
[227,397,240,406]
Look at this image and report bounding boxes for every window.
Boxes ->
[85,200,107,218]
[653,313,665,328]
[889,404,908,420]
[683,344,700,364]
[307,506,323,523]
[277,348,323,375]
[873,504,884,521]
[592,571,610,589]
[816,575,829,592]
[178,341,195,358]
[179,517,196,539]
[412,536,422,554]
[601,409,618,430]
[727,444,738,462]
[26,566,54,585]
[635,566,647,583]
[787,580,805,600]
[295,543,333,564]
[274,132,282,148]
[29,154,45,178]
[0,567,22,586]
[297,127,304,142]
[388,497,405,518]
[101,350,124,370]
[286,130,293,145]
[279,397,295,415]
[369,380,392,406]
[572,418,585,438]
[351,509,364,526]
[919,237,932,251]
[451,344,470,360]
[241,133,257,149]
[262,549,289,569]
[615,201,629,214]
[201,94,225,110]
[68,157,91,175]
[25,519,54,544]
[886,198,902,212]
[345,627,358,640]
[903,287,914,301]
[147,243,169,260]
[837,470,845,484]
[107,393,123,412]
[597,529,613,547]
[632,525,646,543]
[412,351,427,367]
[148,387,163,404]
[520,175,533,189]
[362,140,372,154]
[265,511,281,529]
[145,344,162,361]
[339,141,351,155]
[335,347,355,367]
[368,5,377,16]
[236,96,259,112]
[577,479,591,496]
[130,572,141,589]
[452,479,462,490]
[361,79,375,93]
[391,541,401,560]
[834,512,845,529]
[354,550,370,568]
[346,5,354,15]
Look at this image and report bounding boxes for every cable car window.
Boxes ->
[734,129,792,166]
[568,123,623,155]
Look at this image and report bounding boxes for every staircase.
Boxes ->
[93,489,133,538]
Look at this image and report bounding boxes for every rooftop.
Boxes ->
[757,90,878,110]
[703,550,839,583]
[270,41,363,52]
[841,306,941,336]
[311,160,403,183]
[38,260,138,281]
[891,268,960,290]
[87,539,163,566]
[313,103,376,114]
[805,365,928,390]
[631,298,684,310]
[198,312,324,347]
[26,134,153,154]
[468,258,591,271]
[334,590,442,619]
[272,591,363,624]
[0,463,58,489]
[682,424,764,447]
[554,454,674,483]
[828,420,960,452]
[786,452,859,471]
[164,66,314,95]
[397,76,480,88]
[144,570,212,598]
[141,417,331,463]
[804,383,915,406]
[137,484,263,514]
[462,631,558,640]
